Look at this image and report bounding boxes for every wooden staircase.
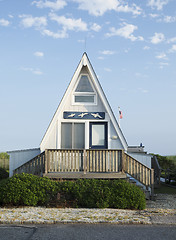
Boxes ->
[13,149,154,198]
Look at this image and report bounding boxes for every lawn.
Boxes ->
[155,183,176,194]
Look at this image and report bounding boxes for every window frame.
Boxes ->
[61,122,85,149]
[72,74,97,105]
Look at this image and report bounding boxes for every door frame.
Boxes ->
[89,122,108,149]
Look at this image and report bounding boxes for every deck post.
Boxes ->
[121,150,126,173]
[150,168,155,200]
[45,150,48,174]
[83,149,87,174]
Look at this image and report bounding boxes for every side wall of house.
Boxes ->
[8,148,40,177]
[127,152,152,168]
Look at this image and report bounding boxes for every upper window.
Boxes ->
[73,74,97,105]
[75,75,94,92]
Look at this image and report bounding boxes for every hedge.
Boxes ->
[0,173,146,209]
[0,168,9,180]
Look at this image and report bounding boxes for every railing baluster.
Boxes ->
[93,151,95,172]
[102,151,105,172]
[99,150,102,172]
[89,150,93,172]
[87,150,89,172]
[96,151,98,172]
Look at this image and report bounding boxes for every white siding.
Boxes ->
[109,120,124,149]
[8,148,40,177]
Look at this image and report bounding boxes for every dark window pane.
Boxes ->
[75,95,94,103]
[75,75,94,92]
[73,123,85,149]
[61,123,72,149]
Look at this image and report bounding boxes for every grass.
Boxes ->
[166,155,176,162]
[155,183,176,194]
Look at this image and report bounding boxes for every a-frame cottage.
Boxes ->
[9,53,156,198]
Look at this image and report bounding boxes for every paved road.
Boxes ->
[0,224,176,240]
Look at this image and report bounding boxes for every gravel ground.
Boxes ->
[0,194,175,225]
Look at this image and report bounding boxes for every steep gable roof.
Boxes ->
[40,52,128,150]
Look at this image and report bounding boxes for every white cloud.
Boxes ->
[34,51,44,57]
[159,62,169,68]
[8,14,14,19]
[159,62,169,65]
[106,23,144,42]
[73,0,118,16]
[21,67,43,75]
[20,15,47,29]
[150,32,165,44]
[90,23,101,32]
[49,13,87,32]
[124,48,129,53]
[73,0,142,16]
[163,15,176,23]
[116,3,142,15]
[0,18,10,26]
[42,29,68,38]
[167,37,176,43]
[32,0,67,11]
[168,45,176,53]
[147,0,169,10]
[98,56,104,60]
[149,13,159,18]
[104,67,112,72]
[33,70,43,75]
[135,73,148,78]
[142,90,149,93]
[100,50,115,55]
[155,53,167,59]
[77,39,85,43]
[143,46,150,50]
[137,87,149,93]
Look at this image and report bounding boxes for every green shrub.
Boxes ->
[0,173,59,206]
[58,179,146,210]
[0,174,146,209]
[0,167,9,180]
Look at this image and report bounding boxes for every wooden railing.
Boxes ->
[13,149,154,197]
[13,149,123,175]
[123,152,154,197]
[45,149,123,173]
[86,150,122,173]
[45,149,84,173]
[13,152,45,176]
[152,155,161,185]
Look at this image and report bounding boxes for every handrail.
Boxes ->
[13,151,45,176]
[124,152,154,197]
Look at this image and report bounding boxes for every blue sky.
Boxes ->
[0,0,176,155]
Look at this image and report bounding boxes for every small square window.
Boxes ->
[75,95,95,103]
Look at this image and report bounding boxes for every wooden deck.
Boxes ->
[13,149,154,197]
[43,172,126,179]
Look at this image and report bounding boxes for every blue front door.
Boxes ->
[89,122,108,149]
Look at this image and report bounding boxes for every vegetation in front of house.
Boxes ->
[0,173,58,206]
[155,154,176,183]
[0,152,9,159]
[0,173,146,210]
[0,152,9,170]
[155,183,176,194]
[156,154,176,170]
[0,168,9,180]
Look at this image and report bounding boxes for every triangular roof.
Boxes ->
[40,52,128,150]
